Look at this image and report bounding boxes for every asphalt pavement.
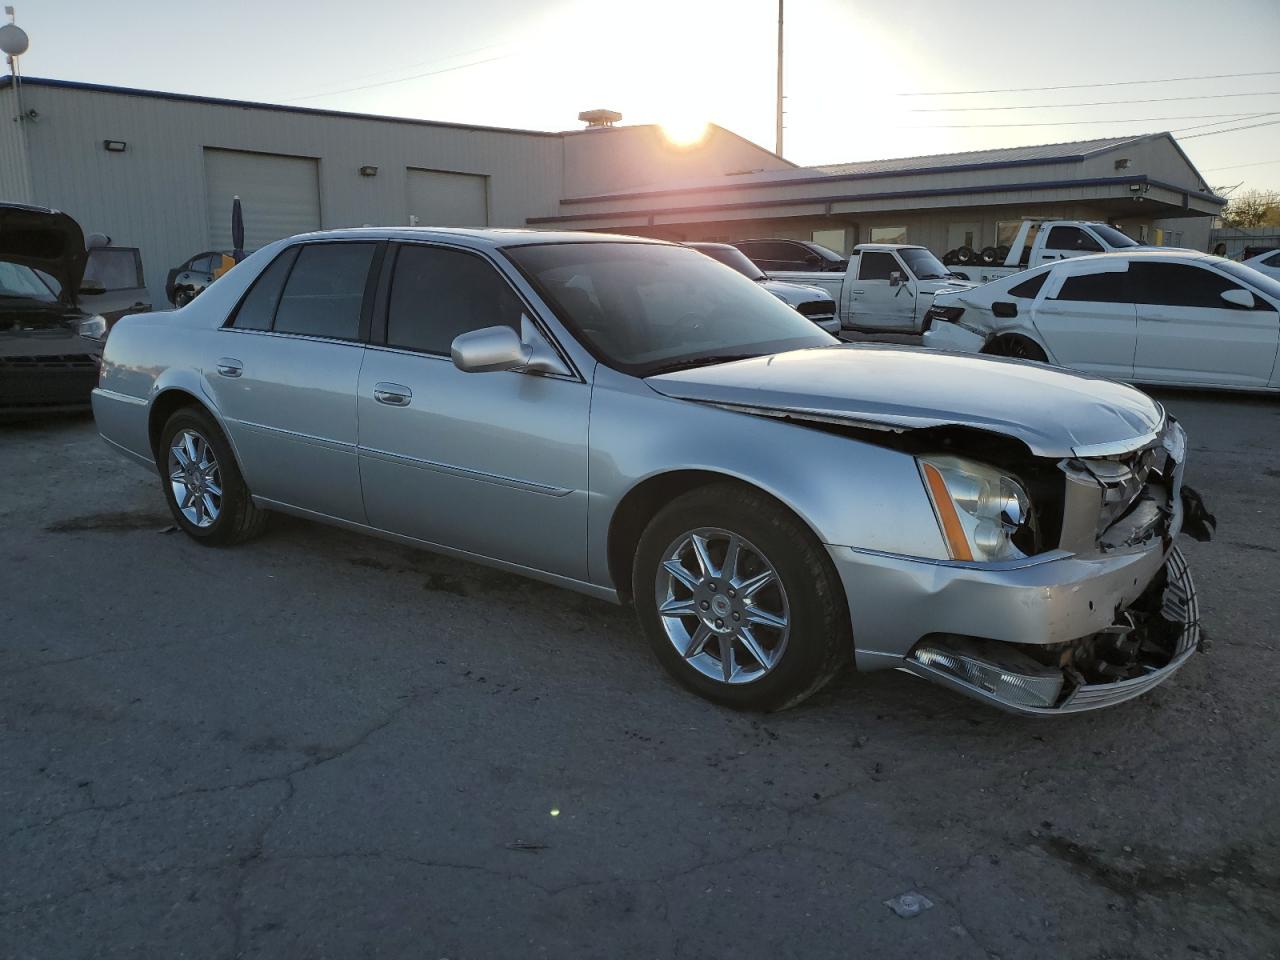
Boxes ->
[2,388,1278,959]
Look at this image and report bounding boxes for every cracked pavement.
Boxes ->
[2,390,1278,958]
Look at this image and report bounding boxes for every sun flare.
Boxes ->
[660,116,710,148]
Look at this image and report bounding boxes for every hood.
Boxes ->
[920,278,976,295]
[761,279,833,307]
[645,344,1164,458]
[0,204,88,301]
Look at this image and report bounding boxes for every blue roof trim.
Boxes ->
[530,174,1224,224]
[562,154,1097,204]
[1,75,563,138]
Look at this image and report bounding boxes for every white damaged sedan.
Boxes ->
[922,250,1280,391]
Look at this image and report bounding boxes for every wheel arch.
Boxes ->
[606,469,828,604]
[982,330,1051,361]
[147,387,233,464]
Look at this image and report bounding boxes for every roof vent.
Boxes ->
[578,109,622,129]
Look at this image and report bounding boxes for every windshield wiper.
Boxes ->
[644,354,761,376]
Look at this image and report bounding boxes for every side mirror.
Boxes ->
[450,316,572,377]
[451,325,529,373]
[802,254,822,268]
[889,271,905,287]
[1220,288,1255,309]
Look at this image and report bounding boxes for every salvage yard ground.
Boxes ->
[2,388,1278,959]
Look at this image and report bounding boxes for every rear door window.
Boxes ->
[229,247,298,331]
[1054,269,1129,302]
[1008,271,1048,299]
[273,243,376,340]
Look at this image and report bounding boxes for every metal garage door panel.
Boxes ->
[406,168,488,228]
[205,148,321,251]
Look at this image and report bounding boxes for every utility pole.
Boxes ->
[775,0,784,156]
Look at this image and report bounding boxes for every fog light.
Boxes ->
[912,638,1064,708]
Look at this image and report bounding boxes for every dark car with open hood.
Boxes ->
[0,203,107,416]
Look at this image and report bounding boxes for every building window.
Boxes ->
[869,226,907,244]
[811,229,847,254]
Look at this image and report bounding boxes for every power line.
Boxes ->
[1180,118,1280,139]
[897,111,1279,130]
[912,90,1280,113]
[276,40,509,100]
[900,69,1280,97]
[1203,158,1280,172]
[285,54,509,102]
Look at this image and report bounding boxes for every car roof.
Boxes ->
[279,226,674,250]
[1049,249,1216,266]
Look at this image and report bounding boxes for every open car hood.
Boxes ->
[0,204,87,302]
[645,344,1165,458]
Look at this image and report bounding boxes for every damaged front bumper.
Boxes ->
[829,464,1213,715]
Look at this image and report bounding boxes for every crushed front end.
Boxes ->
[831,416,1216,715]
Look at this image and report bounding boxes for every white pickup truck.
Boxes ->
[943,220,1147,283]
[768,243,975,333]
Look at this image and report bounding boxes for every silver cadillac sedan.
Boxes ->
[92,228,1214,715]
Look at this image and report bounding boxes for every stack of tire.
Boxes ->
[941,244,1010,267]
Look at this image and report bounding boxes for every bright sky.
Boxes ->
[10,0,1280,194]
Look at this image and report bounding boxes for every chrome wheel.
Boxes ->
[167,428,222,528]
[655,527,791,685]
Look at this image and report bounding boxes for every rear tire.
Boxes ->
[983,334,1048,363]
[159,407,267,546]
[633,483,851,711]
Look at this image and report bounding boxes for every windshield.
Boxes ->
[899,248,951,280]
[807,241,844,262]
[688,244,767,281]
[1090,224,1140,249]
[0,261,59,302]
[504,242,835,375]
[1213,257,1280,303]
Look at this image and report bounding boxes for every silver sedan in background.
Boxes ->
[93,228,1212,714]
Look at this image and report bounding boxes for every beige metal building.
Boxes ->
[1,77,1223,307]
[0,76,789,304]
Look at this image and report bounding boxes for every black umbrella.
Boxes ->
[231,195,245,263]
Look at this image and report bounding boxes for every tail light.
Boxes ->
[921,305,964,332]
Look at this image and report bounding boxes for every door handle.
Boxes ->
[215,358,243,378]
[373,382,412,406]
[850,290,865,295]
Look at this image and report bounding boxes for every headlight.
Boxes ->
[918,454,1033,562]
[78,315,107,341]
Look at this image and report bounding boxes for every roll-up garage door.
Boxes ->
[406,168,489,228]
[204,148,321,251]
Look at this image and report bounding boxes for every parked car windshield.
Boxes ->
[505,242,835,375]
[1212,256,1280,302]
[1090,224,1140,249]
[899,248,951,280]
[0,261,58,302]
[807,241,844,262]
[688,244,767,281]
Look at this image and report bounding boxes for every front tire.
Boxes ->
[159,407,266,546]
[633,483,851,711]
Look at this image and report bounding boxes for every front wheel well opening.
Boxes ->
[147,390,209,461]
[607,471,819,605]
